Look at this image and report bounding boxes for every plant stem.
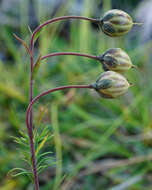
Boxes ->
[30,16,100,51]
[29,15,99,190]
[26,85,93,190]
[30,56,34,128]
[40,52,100,61]
[26,85,93,130]
[29,36,40,189]
[14,31,40,190]
[29,55,40,190]
[28,128,40,190]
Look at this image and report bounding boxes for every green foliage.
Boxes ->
[9,127,54,180]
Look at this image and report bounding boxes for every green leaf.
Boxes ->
[27,25,32,34]
[36,151,52,162]
[33,28,43,43]
[37,156,53,168]
[32,55,42,79]
[37,165,50,174]
[12,171,31,177]
[8,168,31,177]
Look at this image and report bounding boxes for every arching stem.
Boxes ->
[30,16,100,52]
[28,15,99,190]
[40,52,100,61]
[26,85,93,190]
[26,85,93,131]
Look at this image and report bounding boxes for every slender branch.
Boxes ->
[30,16,100,51]
[26,85,93,131]
[13,33,32,57]
[40,52,100,61]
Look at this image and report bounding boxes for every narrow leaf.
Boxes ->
[37,156,53,168]
[12,171,31,177]
[36,151,52,162]
[8,168,29,177]
[36,135,49,156]
[32,55,42,79]
[33,28,43,43]
[27,25,33,34]
[37,165,50,174]
[13,33,32,56]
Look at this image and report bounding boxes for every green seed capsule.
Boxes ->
[100,9,133,37]
[98,48,134,73]
[93,71,130,98]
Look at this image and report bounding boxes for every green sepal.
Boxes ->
[96,79,113,89]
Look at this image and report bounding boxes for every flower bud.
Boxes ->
[100,9,133,37]
[93,71,130,98]
[98,48,134,73]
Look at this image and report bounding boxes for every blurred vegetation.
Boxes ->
[1,0,152,189]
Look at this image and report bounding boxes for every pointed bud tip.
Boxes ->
[101,9,133,37]
[94,71,131,98]
[133,22,144,26]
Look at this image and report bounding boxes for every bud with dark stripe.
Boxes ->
[92,71,130,98]
[98,48,134,73]
[100,9,133,37]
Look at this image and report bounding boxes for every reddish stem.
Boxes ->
[27,127,39,190]
[26,85,93,131]
[30,16,99,52]
[29,33,38,190]
[29,56,39,190]
[30,56,34,127]
[41,52,100,61]
[28,15,99,190]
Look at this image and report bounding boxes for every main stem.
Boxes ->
[29,54,40,190]
[30,56,34,127]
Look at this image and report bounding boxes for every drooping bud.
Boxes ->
[92,71,130,98]
[100,9,133,37]
[98,48,134,73]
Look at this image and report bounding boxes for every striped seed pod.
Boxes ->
[100,9,133,37]
[98,48,134,73]
[92,71,130,98]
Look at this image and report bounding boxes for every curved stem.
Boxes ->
[28,15,99,190]
[30,16,100,51]
[26,85,93,190]
[26,85,93,131]
[41,52,100,61]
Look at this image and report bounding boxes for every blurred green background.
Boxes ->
[1,0,152,189]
